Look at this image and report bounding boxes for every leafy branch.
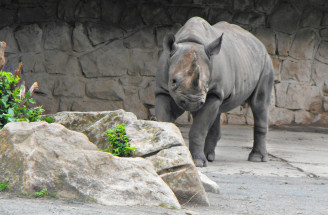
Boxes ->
[101,124,137,157]
[0,63,44,129]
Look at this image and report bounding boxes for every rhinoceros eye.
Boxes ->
[171,79,178,90]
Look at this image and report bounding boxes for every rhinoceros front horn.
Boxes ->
[192,69,200,88]
[191,60,200,88]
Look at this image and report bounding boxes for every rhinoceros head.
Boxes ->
[163,33,223,112]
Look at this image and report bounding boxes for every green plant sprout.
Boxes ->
[102,124,137,157]
[170,205,178,210]
[34,188,48,197]
[159,202,177,210]
[33,188,48,198]
[33,188,56,198]
[0,181,9,191]
[49,192,56,198]
[159,202,168,208]
[41,117,54,123]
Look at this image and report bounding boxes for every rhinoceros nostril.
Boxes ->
[181,100,186,106]
[200,101,204,105]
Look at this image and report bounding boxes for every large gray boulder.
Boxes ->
[51,110,210,206]
[0,122,180,208]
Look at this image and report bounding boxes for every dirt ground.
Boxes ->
[1,125,328,215]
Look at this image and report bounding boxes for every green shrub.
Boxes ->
[0,181,9,191]
[102,124,137,157]
[0,69,44,129]
[33,188,48,198]
[33,188,56,198]
[159,202,177,210]
[41,117,54,123]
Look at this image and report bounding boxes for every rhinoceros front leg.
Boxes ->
[204,113,221,162]
[155,94,184,122]
[189,96,221,167]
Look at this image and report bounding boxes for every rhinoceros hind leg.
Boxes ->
[248,56,274,162]
[248,150,268,162]
[204,113,221,162]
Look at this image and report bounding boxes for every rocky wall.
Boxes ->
[0,0,327,126]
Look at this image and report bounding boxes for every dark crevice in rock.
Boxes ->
[275,33,279,55]
[140,143,182,158]
[157,164,191,176]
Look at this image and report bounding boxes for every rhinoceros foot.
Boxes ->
[192,154,208,167]
[205,152,215,162]
[248,151,268,162]
[194,159,207,167]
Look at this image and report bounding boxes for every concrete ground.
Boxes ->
[183,125,328,215]
[1,125,328,215]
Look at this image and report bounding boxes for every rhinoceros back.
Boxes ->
[174,17,218,45]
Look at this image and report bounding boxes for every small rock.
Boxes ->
[86,23,123,46]
[0,27,19,53]
[185,209,199,215]
[290,29,317,60]
[79,40,128,78]
[72,23,93,52]
[14,24,43,52]
[197,171,220,194]
[275,82,321,111]
[43,22,72,51]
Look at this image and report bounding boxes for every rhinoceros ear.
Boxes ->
[205,33,223,58]
[163,33,177,53]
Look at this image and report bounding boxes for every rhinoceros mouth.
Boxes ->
[174,94,206,111]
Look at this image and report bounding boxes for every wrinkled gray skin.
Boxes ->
[155,17,274,167]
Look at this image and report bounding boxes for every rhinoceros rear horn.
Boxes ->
[163,33,177,53]
[205,33,223,58]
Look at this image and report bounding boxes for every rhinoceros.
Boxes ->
[155,17,274,167]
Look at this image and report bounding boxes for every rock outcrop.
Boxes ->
[51,110,210,206]
[197,171,220,194]
[0,121,180,208]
